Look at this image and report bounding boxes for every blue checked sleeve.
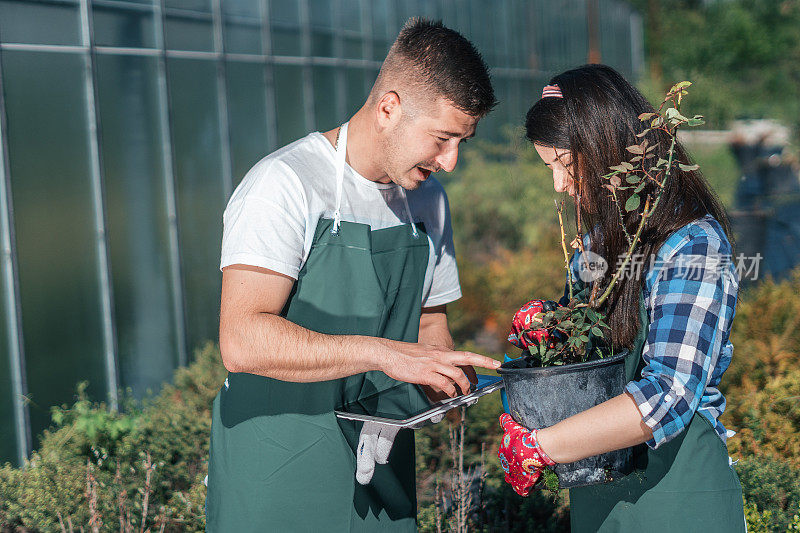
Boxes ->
[625,227,737,449]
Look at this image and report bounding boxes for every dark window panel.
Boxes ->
[224,19,262,54]
[338,0,360,32]
[93,4,157,49]
[344,67,369,116]
[0,0,81,46]
[166,58,225,353]
[164,16,214,52]
[273,64,306,146]
[95,54,179,395]
[222,0,259,18]
[311,30,334,57]
[164,0,210,12]
[226,61,269,186]
[312,65,337,131]
[270,0,300,56]
[222,0,261,54]
[2,50,107,446]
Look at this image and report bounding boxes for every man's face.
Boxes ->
[382,98,479,190]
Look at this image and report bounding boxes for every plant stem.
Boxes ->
[556,199,574,299]
[593,111,682,309]
[593,196,651,308]
[649,134,677,215]
[611,188,633,246]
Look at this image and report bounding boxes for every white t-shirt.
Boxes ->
[220,132,462,308]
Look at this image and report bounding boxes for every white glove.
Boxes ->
[356,422,400,484]
[354,396,479,484]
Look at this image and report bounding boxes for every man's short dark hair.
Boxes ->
[377,18,497,117]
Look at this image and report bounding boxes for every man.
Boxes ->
[206,18,499,532]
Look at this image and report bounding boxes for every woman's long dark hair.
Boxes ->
[525,64,732,350]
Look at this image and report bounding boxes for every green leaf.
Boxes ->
[543,469,560,492]
[630,156,642,162]
[686,118,705,127]
[591,327,604,337]
[626,175,642,184]
[679,163,700,171]
[635,130,650,138]
[626,145,644,155]
[673,81,692,90]
[635,181,647,193]
[638,112,657,121]
[625,194,641,212]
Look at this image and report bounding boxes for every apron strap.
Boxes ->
[399,188,419,239]
[331,121,419,239]
[331,122,348,235]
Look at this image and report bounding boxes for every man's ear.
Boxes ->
[375,91,402,129]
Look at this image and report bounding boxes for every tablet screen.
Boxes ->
[336,374,502,421]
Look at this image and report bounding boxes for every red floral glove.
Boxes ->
[508,300,556,350]
[497,413,556,496]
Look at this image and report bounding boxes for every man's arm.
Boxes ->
[418,305,455,350]
[219,265,499,397]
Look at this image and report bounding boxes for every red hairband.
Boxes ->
[541,84,563,99]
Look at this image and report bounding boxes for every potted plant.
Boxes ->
[497,81,705,490]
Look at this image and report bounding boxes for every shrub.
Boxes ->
[738,456,800,532]
[722,269,800,468]
[0,342,225,532]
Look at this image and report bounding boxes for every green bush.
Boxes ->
[722,270,800,468]
[0,342,225,532]
[737,456,800,532]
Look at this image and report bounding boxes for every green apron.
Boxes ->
[569,290,745,532]
[206,123,431,532]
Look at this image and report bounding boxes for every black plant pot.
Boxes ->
[497,352,633,489]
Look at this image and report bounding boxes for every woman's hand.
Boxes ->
[498,413,556,496]
[507,300,559,350]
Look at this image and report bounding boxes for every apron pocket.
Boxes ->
[249,413,351,484]
[253,430,325,483]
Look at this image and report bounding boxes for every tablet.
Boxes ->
[334,374,504,429]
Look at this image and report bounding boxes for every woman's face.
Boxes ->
[534,144,577,198]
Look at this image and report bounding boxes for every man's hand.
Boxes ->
[417,304,480,400]
[374,338,499,398]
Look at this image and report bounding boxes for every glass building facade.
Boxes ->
[0,0,642,465]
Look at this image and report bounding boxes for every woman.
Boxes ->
[498,64,745,532]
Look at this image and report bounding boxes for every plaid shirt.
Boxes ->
[567,214,738,449]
